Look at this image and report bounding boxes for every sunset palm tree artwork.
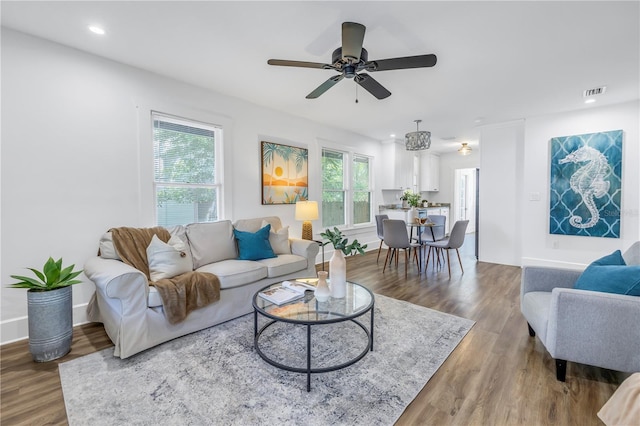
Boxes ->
[261,141,309,204]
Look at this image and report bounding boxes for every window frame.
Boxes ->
[151,111,223,226]
[321,146,374,230]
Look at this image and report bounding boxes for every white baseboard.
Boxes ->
[521,257,587,271]
[0,303,90,345]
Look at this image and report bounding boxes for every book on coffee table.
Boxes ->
[258,286,305,305]
[282,280,316,293]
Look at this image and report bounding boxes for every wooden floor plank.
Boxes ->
[0,235,628,425]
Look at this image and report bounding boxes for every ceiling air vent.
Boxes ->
[583,86,607,98]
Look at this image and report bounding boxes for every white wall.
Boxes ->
[0,29,381,344]
[521,101,640,268]
[478,121,525,266]
[427,149,480,205]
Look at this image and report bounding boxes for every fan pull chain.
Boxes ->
[355,83,359,104]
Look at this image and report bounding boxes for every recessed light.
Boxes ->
[390,134,396,138]
[585,99,596,104]
[88,25,105,35]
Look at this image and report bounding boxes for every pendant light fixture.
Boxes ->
[405,119,431,151]
[458,142,472,155]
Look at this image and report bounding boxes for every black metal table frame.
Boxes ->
[253,286,375,392]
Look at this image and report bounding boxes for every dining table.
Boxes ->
[407,221,437,272]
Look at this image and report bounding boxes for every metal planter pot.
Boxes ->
[27,286,73,362]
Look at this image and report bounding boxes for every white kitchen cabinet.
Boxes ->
[381,142,417,190]
[419,153,440,192]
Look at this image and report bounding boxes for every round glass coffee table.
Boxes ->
[253,279,375,391]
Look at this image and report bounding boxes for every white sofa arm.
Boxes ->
[290,238,319,262]
[84,257,149,314]
[547,287,640,372]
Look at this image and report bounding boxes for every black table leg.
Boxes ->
[307,324,311,392]
[370,303,375,351]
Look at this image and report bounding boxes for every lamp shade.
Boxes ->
[295,201,319,221]
[295,201,318,240]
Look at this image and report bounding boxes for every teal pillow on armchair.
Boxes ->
[574,250,640,296]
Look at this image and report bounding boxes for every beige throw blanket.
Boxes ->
[109,227,220,324]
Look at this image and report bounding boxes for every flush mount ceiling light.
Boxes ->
[458,142,472,155]
[405,119,431,151]
[88,25,105,35]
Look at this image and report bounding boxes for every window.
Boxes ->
[152,112,222,227]
[321,148,372,228]
[352,155,372,225]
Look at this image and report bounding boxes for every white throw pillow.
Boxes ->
[99,232,121,260]
[147,234,193,281]
[262,220,291,255]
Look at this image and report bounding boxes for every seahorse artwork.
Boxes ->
[559,145,612,229]
[549,129,622,238]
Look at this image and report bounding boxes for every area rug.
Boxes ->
[59,294,474,426]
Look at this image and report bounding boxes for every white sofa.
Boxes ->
[85,216,319,358]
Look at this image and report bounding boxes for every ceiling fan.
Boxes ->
[267,22,437,100]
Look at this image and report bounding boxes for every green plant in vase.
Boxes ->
[8,257,83,362]
[319,227,367,299]
[402,190,421,208]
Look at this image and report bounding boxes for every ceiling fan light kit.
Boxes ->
[405,119,431,151]
[268,21,437,100]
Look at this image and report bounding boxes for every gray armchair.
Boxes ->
[520,242,640,381]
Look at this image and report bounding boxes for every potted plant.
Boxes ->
[319,227,367,298]
[399,192,409,208]
[407,192,421,208]
[8,257,83,362]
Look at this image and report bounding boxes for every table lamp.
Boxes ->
[295,201,319,240]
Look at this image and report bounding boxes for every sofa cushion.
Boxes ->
[521,291,552,343]
[167,224,194,267]
[574,265,640,296]
[196,260,268,289]
[262,220,291,255]
[233,224,277,261]
[592,250,626,266]
[98,232,121,260]
[148,286,163,308]
[234,216,283,233]
[257,254,308,278]
[146,235,193,281]
[186,221,237,269]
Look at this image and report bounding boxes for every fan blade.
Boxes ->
[367,54,437,71]
[354,74,391,99]
[268,59,332,69]
[342,22,366,62]
[306,75,344,99]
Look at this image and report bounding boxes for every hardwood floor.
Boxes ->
[1,235,627,425]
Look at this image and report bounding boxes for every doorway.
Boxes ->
[454,168,477,233]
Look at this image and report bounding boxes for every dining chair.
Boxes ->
[420,214,447,266]
[382,219,421,277]
[375,214,389,263]
[425,220,469,278]
[420,215,446,242]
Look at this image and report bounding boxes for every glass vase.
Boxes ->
[314,271,331,302]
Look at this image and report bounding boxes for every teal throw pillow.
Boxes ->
[233,224,276,261]
[591,250,626,266]
[574,250,640,296]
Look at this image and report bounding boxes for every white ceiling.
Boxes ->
[2,1,639,153]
